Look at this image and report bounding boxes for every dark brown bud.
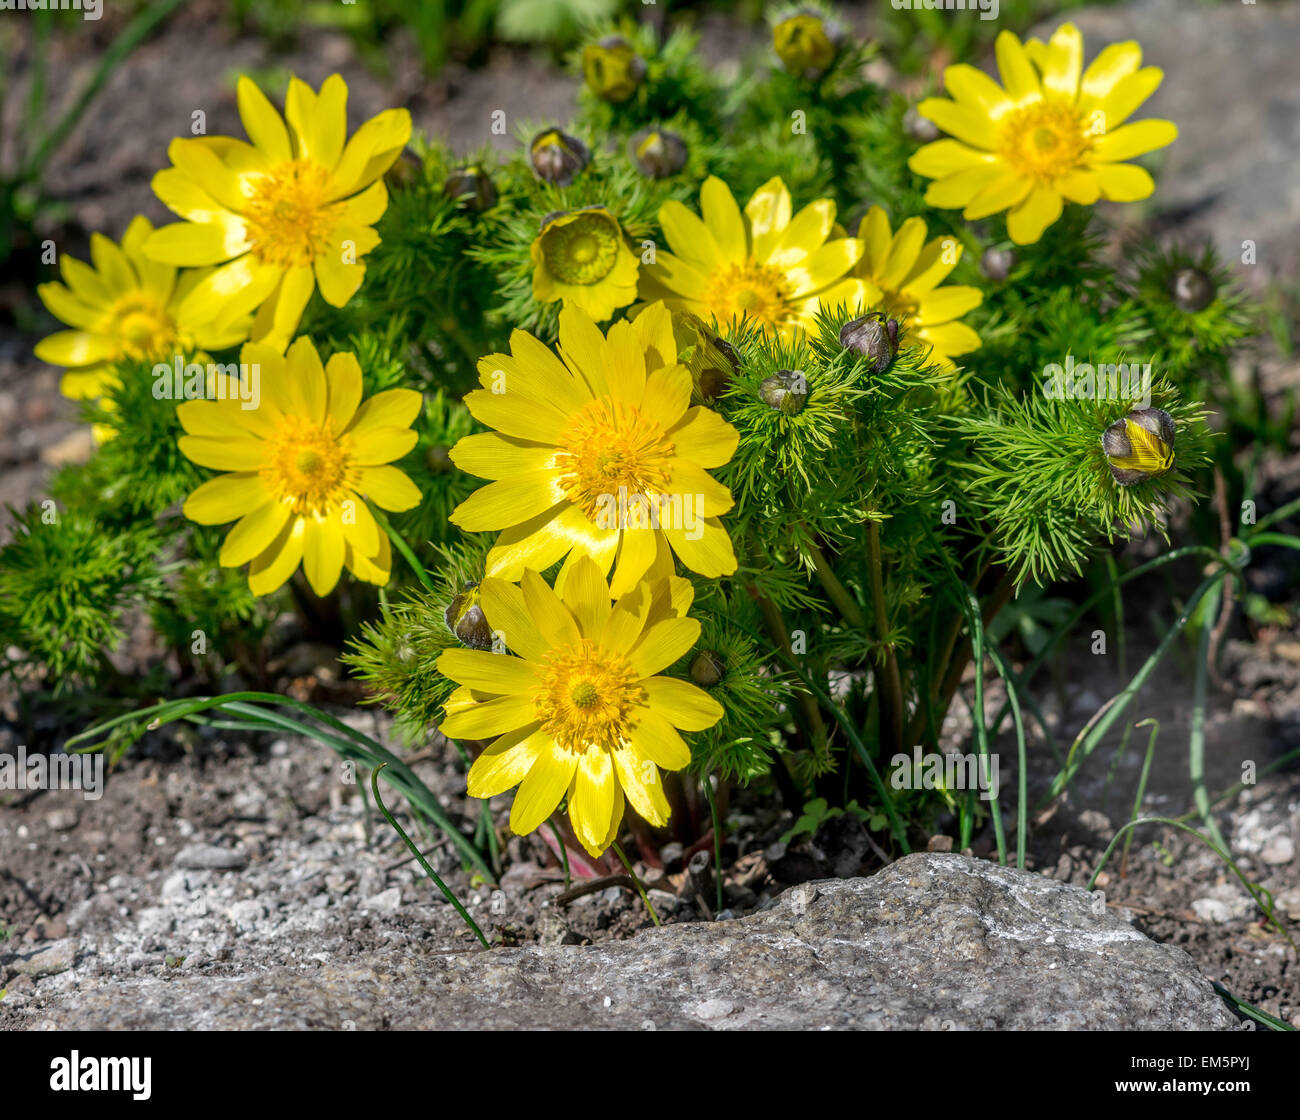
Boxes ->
[425,444,453,473]
[690,650,726,687]
[629,127,688,180]
[1169,267,1215,313]
[760,369,808,415]
[1101,407,1176,486]
[530,129,590,187]
[839,313,899,373]
[445,583,493,650]
[442,165,497,212]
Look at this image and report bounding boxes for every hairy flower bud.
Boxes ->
[690,650,726,687]
[582,35,647,103]
[445,583,493,650]
[426,443,453,473]
[981,247,1015,283]
[839,312,899,373]
[1169,267,1215,313]
[530,129,590,186]
[760,369,808,415]
[1101,407,1176,486]
[773,10,843,79]
[442,165,497,212]
[629,127,688,180]
[672,310,738,402]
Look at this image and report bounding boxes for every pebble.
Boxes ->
[1260,836,1295,866]
[11,940,77,979]
[174,845,249,871]
[1191,898,1234,924]
[361,887,402,914]
[45,808,79,832]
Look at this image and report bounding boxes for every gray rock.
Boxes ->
[174,845,248,871]
[1,855,1236,1030]
[9,940,76,980]
[1038,0,1300,287]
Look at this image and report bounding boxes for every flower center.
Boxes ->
[705,259,790,329]
[261,414,351,516]
[998,100,1093,182]
[540,212,621,285]
[242,159,343,268]
[103,293,177,361]
[534,639,645,753]
[554,398,675,522]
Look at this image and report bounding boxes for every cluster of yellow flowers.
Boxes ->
[31,23,1175,854]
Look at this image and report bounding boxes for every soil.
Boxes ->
[1,2,1298,1028]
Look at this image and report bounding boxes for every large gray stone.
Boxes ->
[8,854,1236,1030]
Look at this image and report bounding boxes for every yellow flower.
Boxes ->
[34,216,249,404]
[178,337,423,596]
[440,553,723,856]
[582,35,646,103]
[449,301,739,597]
[144,75,411,351]
[640,175,869,339]
[530,206,640,323]
[908,24,1177,244]
[846,206,983,368]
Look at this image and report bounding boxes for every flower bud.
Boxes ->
[629,127,688,180]
[980,247,1015,283]
[690,650,726,687]
[839,312,898,373]
[384,149,423,190]
[903,106,941,144]
[445,583,493,650]
[582,35,646,103]
[442,165,497,212]
[426,443,453,473]
[760,369,808,415]
[1101,407,1176,486]
[671,310,738,402]
[530,129,590,187]
[773,10,843,80]
[1169,267,1214,313]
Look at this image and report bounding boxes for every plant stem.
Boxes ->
[611,841,660,926]
[370,764,489,949]
[864,521,904,756]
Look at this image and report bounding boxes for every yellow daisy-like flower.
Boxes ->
[449,301,739,597]
[178,337,423,596]
[144,75,411,351]
[34,216,249,404]
[441,552,723,856]
[908,23,1177,245]
[530,206,640,323]
[640,175,869,338]
[846,206,983,369]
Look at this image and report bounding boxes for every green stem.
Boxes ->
[1121,720,1159,877]
[370,504,436,593]
[703,775,724,914]
[611,841,660,926]
[547,818,572,892]
[864,521,904,756]
[370,764,489,949]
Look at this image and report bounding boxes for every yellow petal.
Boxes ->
[220,499,292,567]
[438,648,539,694]
[1094,162,1156,202]
[1079,41,1143,108]
[478,578,552,662]
[611,747,670,828]
[325,352,364,432]
[1006,184,1064,245]
[879,217,928,291]
[626,708,691,770]
[441,692,538,741]
[699,176,747,263]
[744,177,792,261]
[466,726,547,799]
[484,504,604,581]
[178,434,266,471]
[941,64,1014,118]
[918,321,982,361]
[34,330,113,367]
[1055,168,1101,205]
[915,285,982,327]
[609,524,658,600]
[354,465,421,511]
[179,255,281,326]
[786,238,863,298]
[449,432,555,481]
[628,616,700,678]
[451,472,567,532]
[994,30,1042,103]
[557,304,611,398]
[639,363,692,432]
[183,472,267,525]
[1091,67,1163,131]
[248,517,305,595]
[1091,119,1177,163]
[302,515,345,596]
[666,406,738,469]
[569,747,619,855]
[520,568,580,648]
[641,677,723,731]
[237,76,292,163]
[508,740,576,835]
[663,518,737,578]
[306,74,348,168]
[923,163,1006,210]
[348,425,417,467]
[328,108,412,200]
[558,553,611,640]
[462,386,568,444]
[962,169,1034,221]
[916,98,999,151]
[1041,23,1082,101]
[658,199,723,272]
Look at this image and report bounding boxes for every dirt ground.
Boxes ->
[1,2,1298,1027]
